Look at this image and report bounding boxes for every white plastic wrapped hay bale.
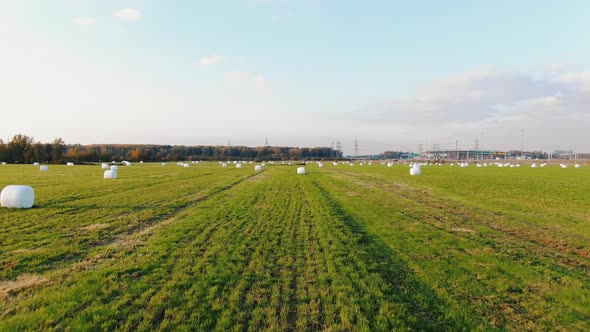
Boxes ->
[333,162,338,166]
[111,165,119,171]
[183,163,190,168]
[33,162,39,166]
[104,170,118,179]
[410,164,421,175]
[318,163,324,168]
[531,163,538,168]
[236,163,243,169]
[161,163,167,166]
[1,162,6,165]
[1,185,35,208]
[221,163,227,167]
[297,167,306,175]
[40,165,48,172]
[140,161,143,164]
[255,165,263,172]
[575,164,581,168]
[101,163,110,170]
[67,162,74,166]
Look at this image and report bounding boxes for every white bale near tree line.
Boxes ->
[1,185,35,209]
[101,163,110,170]
[33,162,39,166]
[410,164,421,175]
[221,163,227,167]
[236,163,243,168]
[531,163,538,168]
[575,164,581,168]
[67,162,74,166]
[183,163,190,168]
[318,163,324,168]
[255,165,263,172]
[111,165,119,170]
[161,163,166,166]
[104,170,118,179]
[333,162,338,166]
[1,162,6,165]
[297,167,306,175]
[40,165,48,172]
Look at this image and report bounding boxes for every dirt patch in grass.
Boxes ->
[451,227,475,234]
[80,223,110,231]
[0,274,49,297]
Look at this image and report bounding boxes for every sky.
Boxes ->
[1,0,589,155]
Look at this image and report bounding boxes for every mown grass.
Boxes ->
[1,162,589,330]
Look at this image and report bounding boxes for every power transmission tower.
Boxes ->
[475,137,480,160]
[265,136,268,147]
[354,137,359,158]
[330,140,335,159]
[336,139,342,159]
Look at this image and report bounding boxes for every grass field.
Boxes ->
[1,162,589,331]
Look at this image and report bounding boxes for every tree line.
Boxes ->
[0,134,343,163]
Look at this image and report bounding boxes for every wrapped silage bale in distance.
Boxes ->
[297,167,306,175]
[1,185,35,208]
[410,164,421,175]
[140,161,144,164]
[104,170,118,179]
[531,163,538,168]
[333,162,338,166]
[541,163,547,167]
[236,163,243,169]
[33,162,39,166]
[575,164,581,168]
[561,164,568,168]
[101,163,110,170]
[318,163,324,168]
[221,163,227,167]
[67,162,74,166]
[40,165,48,172]
[1,162,6,165]
[183,163,190,168]
[255,165,263,172]
[161,163,166,166]
[111,165,119,171]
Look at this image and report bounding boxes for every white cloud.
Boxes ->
[199,55,225,67]
[113,8,141,21]
[73,17,96,26]
[350,67,590,151]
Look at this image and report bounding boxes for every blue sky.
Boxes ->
[1,1,589,154]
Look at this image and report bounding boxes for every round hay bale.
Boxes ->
[410,165,421,175]
[236,163,243,168]
[1,162,6,165]
[221,163,227,167]
[33,162,39,166]
[67,162,74,166]
[575,164,581,168]
[40,165,48,172]
[101,163,110,170]
[1,185,35,208]
[297,167,306,175]
[104,170,118,179]
[161,163,167,166]
[183,163,190,168]
[255,165,263,172]
[110,165,119,170]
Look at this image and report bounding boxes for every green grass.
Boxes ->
[1,162,589,331]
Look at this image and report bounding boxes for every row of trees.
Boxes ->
[0,134,343,163]
[0,135,65,164]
